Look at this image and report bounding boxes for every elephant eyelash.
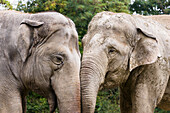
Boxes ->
[50,53,65,63]
[50,55,65,72]
[51,52,65,57]
[108,47,116,53]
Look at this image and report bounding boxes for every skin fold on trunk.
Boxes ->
[81,56,106,113]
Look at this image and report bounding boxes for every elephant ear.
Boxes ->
[21,19,44,27]
[129,18,161,71]
[17,19,44,62]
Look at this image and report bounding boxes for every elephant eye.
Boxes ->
[108,47,116,53]
[51,55,64,65]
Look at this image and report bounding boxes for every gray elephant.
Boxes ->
[146,14,170,111]
[147,15,170,31]
[0,11,80,113]
[80,11,170,113]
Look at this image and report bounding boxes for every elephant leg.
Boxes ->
[120,88,132,113]
[131,64,169,113]
[131,83,156,113]
[20,90,28,113]
[157,78,170,111]
[0,95,23,113]
[119,67,143,113]
[22,96,27,113]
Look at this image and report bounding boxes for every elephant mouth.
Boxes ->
[100,71,120,89]
[105,71,110,79]
[47,91,58,113]
[100,71,111,90]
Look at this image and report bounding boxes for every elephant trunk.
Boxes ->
[56,81,80,113]
[51,57,81,113]
[81,56,107,113]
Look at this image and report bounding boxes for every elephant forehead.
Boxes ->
[89,34,104,44]
[88,26,128,43]
[39,43,68,56]
[106,37,130,54]
[47,26,77,42]
[42,28,79,53]
[89,12,134,34]
[86,32,129,53]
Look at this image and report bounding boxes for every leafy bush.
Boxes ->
[95,89,120,113]
[26,92,50,113]
[154,108,170,113]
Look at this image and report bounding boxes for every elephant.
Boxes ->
[146,15,170,31]
[0,11,80,113]
[145,14,170,111]
[80,11,170,113]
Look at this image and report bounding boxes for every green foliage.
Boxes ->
[155,108,170,113]
[95,89,120,113]
[16,0,46,13]
[0,0,13,9]
[27,92,59,113]
[26,92,50,113]
[130,0,170,15]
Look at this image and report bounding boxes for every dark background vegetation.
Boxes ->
[0,0,170,112]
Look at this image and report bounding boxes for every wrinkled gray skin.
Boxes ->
[0,11,80,113]
[146,15,170,31]
[81,11,170,113]
[146,15,170,111]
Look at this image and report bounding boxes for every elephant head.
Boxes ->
[80,12,162,112]
[17,12,81,112]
